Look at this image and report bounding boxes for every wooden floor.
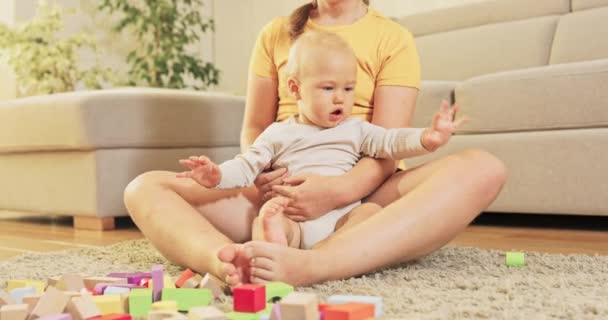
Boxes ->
[0,210,607,261]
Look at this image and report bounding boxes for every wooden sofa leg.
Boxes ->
[73,216,116,231]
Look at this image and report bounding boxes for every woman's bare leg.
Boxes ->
[123,171,262,281]
[243,149,507,286]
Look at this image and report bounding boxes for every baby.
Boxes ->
[177,31,465,250]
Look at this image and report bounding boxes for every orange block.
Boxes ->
[323,303,374,320]
[175,269,195,288]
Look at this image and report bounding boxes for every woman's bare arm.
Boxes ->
[241,74,279,152]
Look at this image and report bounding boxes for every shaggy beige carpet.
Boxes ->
[1,239,606,319]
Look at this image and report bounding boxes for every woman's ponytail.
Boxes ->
[288,0,371,41]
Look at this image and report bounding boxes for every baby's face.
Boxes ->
[296,49,357,128]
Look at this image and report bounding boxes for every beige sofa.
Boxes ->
[0,0,606,229]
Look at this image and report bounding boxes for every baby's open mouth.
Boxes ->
[331,109,343,116]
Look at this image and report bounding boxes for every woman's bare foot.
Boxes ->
[217,243,251,287]
[259,196,290,245]
[242,241,323,286]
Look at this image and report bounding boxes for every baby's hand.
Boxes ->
[177,155,221,188]
[421,100,467,152]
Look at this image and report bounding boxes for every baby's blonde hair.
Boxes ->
[285,31,356,80]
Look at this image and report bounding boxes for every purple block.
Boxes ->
[107,272,152,285]
[38,314,72,320]
[94,283,143,295]
[271,304,281,320]
[151,264,164,302]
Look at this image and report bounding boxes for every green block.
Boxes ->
[265,282,293,302]
[129,289,152,317]
[161,288,212,311]
[506,252,525,267]
[226,311,260,320]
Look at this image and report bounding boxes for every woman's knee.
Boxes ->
[458,149,508,194]
[124,171,175,217]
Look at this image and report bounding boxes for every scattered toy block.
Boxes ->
[7,280,45,294]
[147,310,185,320]
[22,293,42,313]
[278,292,318,320]
[148,276,176,291]
[181,274,203,290]
[198,274,226,299]
[326,295,382,318]
[91,295,124,315]
[151,265,164,302]
[107,273,151,286]
[9,287,37,304]
[103,287,131,296]
[224,312,259,320]
[151,301,177,312]
[1,290,15,306]
[175,269,195,288]
[0,304,29,320]
[264,282,293,303]
[66,295,101,320]
[87,313,132,320]
[29,286,70,320]
[233,285,266,313]
[506,252,525,267]
[60,274,85,292]
[161,289,211,311]
[94,284,141,295]
[84,278,127,291]
[37,314,72,320]
[187,306,226,320]
[128,289,152,318]
[323,303,374,320]
[269,304,280,320]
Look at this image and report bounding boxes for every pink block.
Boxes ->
[151,264,164,302]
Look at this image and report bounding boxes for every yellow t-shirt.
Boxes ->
[249,8,421,122]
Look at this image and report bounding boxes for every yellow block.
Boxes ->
[92,295,124,314]
[152,300,178,311]
[147,275,176,289]
[7,280,46,293]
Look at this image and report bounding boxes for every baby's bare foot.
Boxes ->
[242,241,320,286]
[259,196,290,246]
[217,243,251,287]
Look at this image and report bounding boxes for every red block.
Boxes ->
[324,303,375,320]
[87,314,132,320]
[175,269,195,288]
[233,284,266,312]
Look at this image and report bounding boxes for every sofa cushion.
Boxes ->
[454,58,608,133]
[416,16,559,81]
[549,7,608,64]
[0,88,245,153]
[412,81,459,128]
[571,0,608,11]
[397,0,569,37]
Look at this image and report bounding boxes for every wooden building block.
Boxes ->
[66,295,101,320]
[1,290,15,306]
[60,275,85,292]
[83,278,127,291]
[91,295,124,315]
[22,293,43,313]
[0,304,29,320]
[87,313,132,320]
[37,314,72,320]
[10,287,37,304]
[150,265,164,303]
[326,295,382,318]
[29,286,70,320]
[188,306,226,320]
[151,301,177,312]
[161,289,211,312]
[233,285,265,313]
[180,274,202,290]
[198,274,226,299]
[278,292,318,320]
[106,273,151,286]
[94,284,141,295]
[264,282,293,303]
[174,270,195,288]
[323,303,374,320]
[7,281,45,294]
[224,312,259,320]
[128,289,152,318]
[147,311,184,320]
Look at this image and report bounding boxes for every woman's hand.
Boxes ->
[421,100,467,152]
[270,174,341,222]
[254,167,289,201]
